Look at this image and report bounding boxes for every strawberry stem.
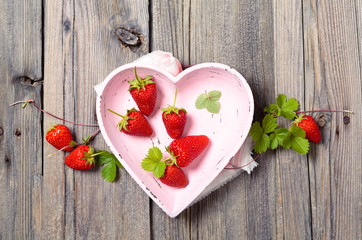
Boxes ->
[162,156,174,163]
[172,89,178,108]
[9,99,99,127]
[90,150,107,157]
[296,110,353,114]
[134,67,141,83]
[107,109,125,118]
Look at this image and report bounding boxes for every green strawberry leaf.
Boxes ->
[291,137,309,155]
[264,104,281,116]
[280,97,299,120]
[262,114,278,133]
[255,134,270,154]
[101,161,117,182]
[195,94,208,109]
[290,125,306,138]
[269,128,289,149]
[282,134,292,149]
[96,151,114,165]
[265,94,299,120]
[283,98,299,112]
[141,147,166,178]
[96,150,123,182]
[115,159,123,169]
[206,100,220,114]
[195,90,222,114]
[274,128,289,143]
[282,126,309,154]
[208,90,222,101]
[276,94,287,108]
[280,109,297,120]
[148,146,163,161]
[250,122,269,153]
[269,133,278,149]
[153,162,166,178]
[249,122,263,141]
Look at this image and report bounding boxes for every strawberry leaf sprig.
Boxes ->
[142,146,190,188]
[195,90,222,114]
[264,94,299,119]
[141,146,170,178]
[96,151,123,182]
[249,94,309,155]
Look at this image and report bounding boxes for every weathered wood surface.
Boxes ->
[0,1,43,239]
[41,1,151,239]
[0,0,361,239]
[304,0,362,239]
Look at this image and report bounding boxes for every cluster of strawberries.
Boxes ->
[46,125,96,170]
[108,67,209,188]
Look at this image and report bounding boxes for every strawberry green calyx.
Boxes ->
[128,67,154,92]
[292,114,306,126]
[107,108,137,132]
[161,89,187,117]
[82,145,96,166]
[47,125,56,134]
[165,146,180,167]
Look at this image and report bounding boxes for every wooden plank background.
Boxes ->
[0,0,360,239]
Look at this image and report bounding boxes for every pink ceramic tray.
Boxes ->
[95,62,254,217]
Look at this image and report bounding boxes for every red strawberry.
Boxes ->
[293,115,321,143]
[159,165,188,188]
[108,108,153,136]
[65,145,95,170]
[161,89,187,139]
[128,67,157,116]
[46,124,75,151]
[168,135,209,167]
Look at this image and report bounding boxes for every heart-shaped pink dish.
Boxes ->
[95,62,254,217]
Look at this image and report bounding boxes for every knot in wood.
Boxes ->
[114,27,142,51]
[317,114,327,127]
[5,155,10,164]
[63,19,71,32]
[15,128,21,137]
[343,116,350,125]
[0,126,3,136]
[16,76,43,87]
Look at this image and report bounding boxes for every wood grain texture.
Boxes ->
[0,0,43,239]
[273,0,312,239]
[42,0,150,239]
[303,0,362,239]
[150,0,190,65]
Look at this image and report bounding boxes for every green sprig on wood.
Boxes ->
[249,94,309,155]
